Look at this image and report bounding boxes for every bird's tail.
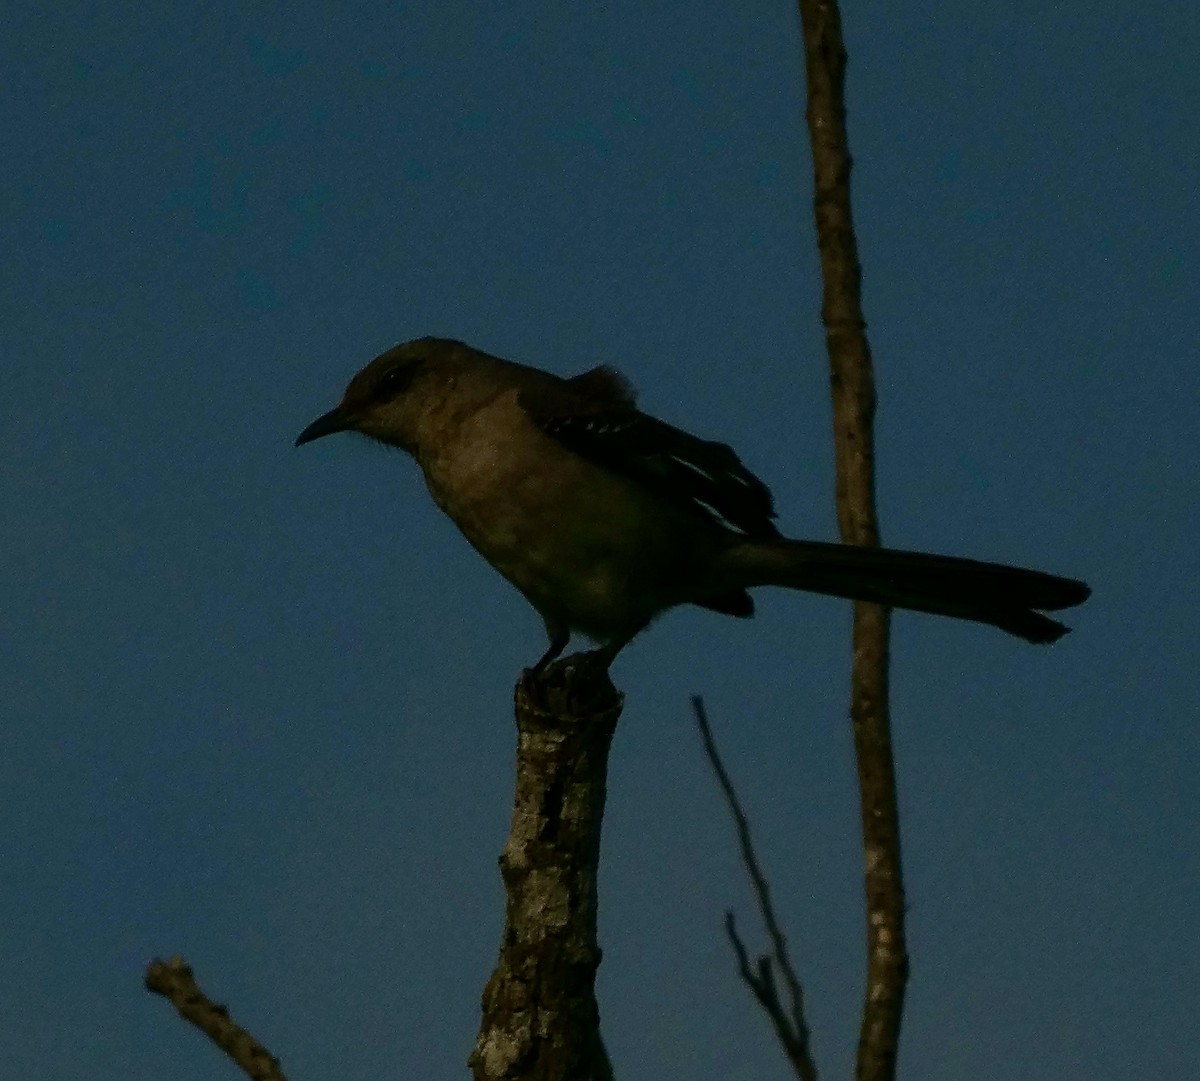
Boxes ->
[724,538,1090,643]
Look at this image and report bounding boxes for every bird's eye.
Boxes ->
[376,365,412,398]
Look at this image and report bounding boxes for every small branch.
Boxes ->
[145,956,288,1081]
[793,2,909,1079]
[470,657,623,1081]
[693,696,817,1081]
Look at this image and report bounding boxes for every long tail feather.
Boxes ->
[726,539,1091,643]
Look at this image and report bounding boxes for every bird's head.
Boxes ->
[295,337,467,452]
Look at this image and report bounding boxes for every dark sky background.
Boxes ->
[3,3,1196,1080]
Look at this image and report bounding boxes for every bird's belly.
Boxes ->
[420,426,699,638]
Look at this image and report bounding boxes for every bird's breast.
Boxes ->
[415,394,707,636]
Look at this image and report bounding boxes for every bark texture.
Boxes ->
[470,661,622,1081]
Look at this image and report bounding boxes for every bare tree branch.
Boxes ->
[794,3,909,1080]
[470,660,622,1081]
[145,956,288,1081]
[693,696,817,1081]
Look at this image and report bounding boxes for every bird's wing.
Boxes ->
[518,367,780,539]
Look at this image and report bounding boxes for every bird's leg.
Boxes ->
[530,622,571,674]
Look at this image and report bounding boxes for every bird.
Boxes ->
[295,337,1090,671]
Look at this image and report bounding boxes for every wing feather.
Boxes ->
[519,370,780,539]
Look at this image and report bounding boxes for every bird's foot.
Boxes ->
[520,649,622,715]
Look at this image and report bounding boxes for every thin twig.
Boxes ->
[793,1,908,1078]
[145,956,288,1081]
[693,695,818,1081]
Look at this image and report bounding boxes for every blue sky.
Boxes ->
[2,3,1196,1079]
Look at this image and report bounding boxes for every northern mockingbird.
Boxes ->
[296,337,1090,670]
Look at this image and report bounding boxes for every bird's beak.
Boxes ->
[295,406,353,447]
